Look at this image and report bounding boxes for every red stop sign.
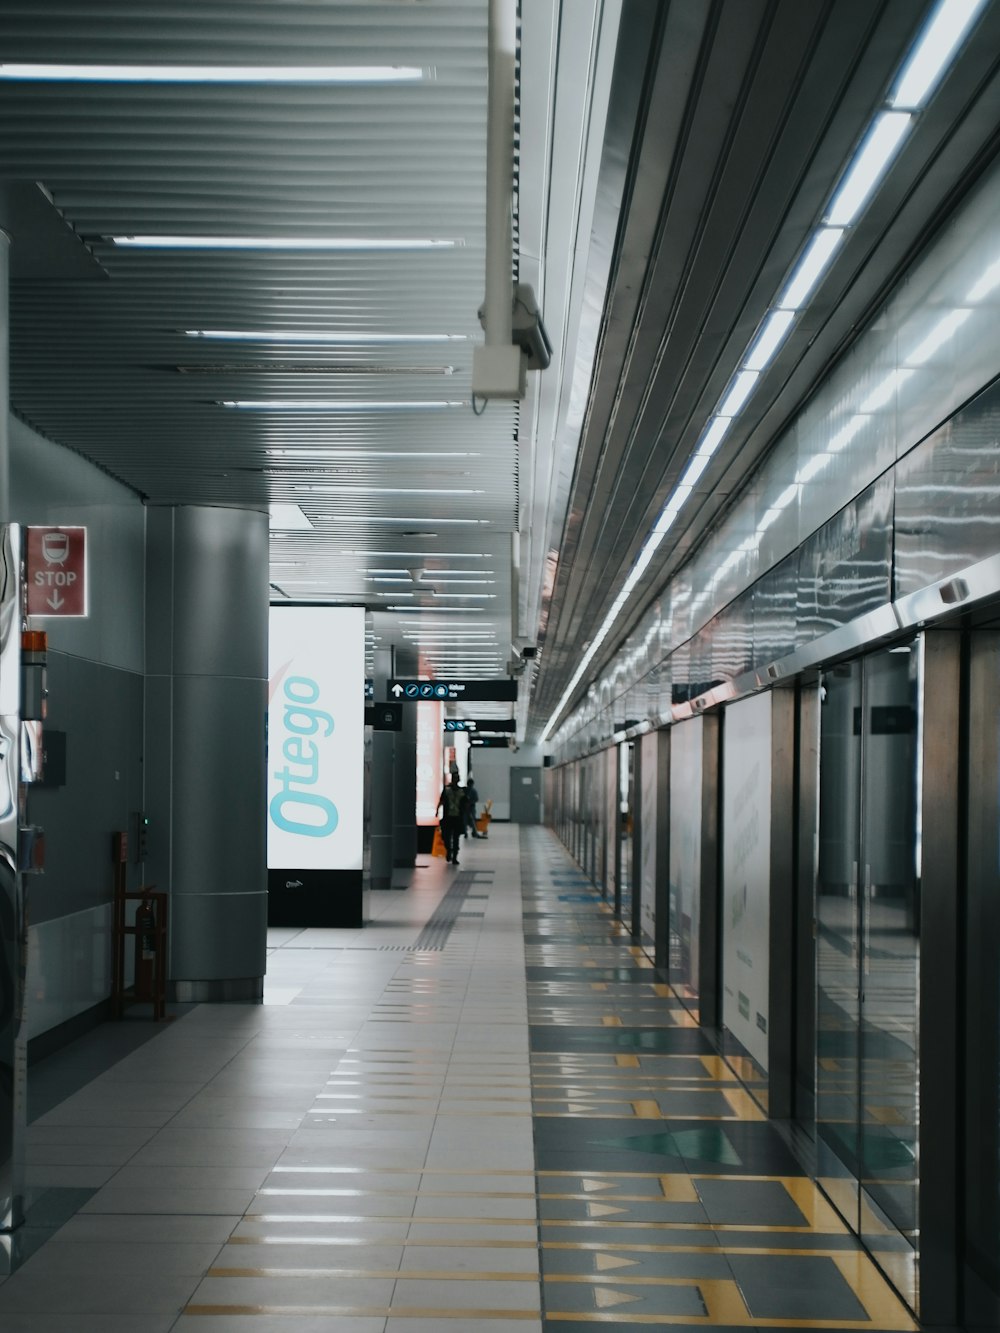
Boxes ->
[26,526,87,617]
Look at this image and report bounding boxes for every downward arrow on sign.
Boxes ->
[47,591,64,610]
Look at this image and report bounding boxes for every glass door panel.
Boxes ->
[858,646,920,1301]
[816,660,863,1220]
[815,643,921,1312]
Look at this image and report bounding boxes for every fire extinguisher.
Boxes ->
[134,898,156,1001]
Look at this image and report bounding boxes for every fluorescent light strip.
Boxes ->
[0,62,426,84]
[115,235,457,250]
[744,309,796,372]
[343,551,486,558]
[189,330,468,344]
[718,370,759,417]
[825,112,912,226]
[317,516,488,525]
[429,593,497,599]
[304,486,485,495]
[777,228,845,309]
[223,401,464,410]
[890,0,989,108]
[388,605,484,612]
[267,450,481,459]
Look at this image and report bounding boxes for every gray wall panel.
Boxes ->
[28,652,143,925]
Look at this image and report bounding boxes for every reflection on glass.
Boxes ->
[816,644,920,1313]
[619,742,634,923]
[669,719,703,1020]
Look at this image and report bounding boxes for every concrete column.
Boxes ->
[392,646,417,867]
[145,505,269,1002]
[370,648,395,890]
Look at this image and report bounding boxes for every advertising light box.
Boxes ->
[267,606,364,873]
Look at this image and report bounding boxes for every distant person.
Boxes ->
[465,776,480,838]
[436,773,468,866]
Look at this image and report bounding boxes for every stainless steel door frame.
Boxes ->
[964,628,1000,1323]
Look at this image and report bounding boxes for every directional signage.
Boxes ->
[444,718,516,733]
[365,702,402,731]
[26,526,87,617]
[470,736,511,748]
[389,678,517,702]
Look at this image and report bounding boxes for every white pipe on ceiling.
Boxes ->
[484,0,516,347]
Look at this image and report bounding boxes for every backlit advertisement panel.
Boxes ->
[416,699,444,824]
[267,606,364,871]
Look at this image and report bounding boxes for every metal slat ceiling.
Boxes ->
[0,0,522,684]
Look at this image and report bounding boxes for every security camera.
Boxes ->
[476,283,551,373]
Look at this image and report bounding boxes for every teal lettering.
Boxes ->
[270,789,338,837]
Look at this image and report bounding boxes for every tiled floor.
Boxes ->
[0,825,920,1329]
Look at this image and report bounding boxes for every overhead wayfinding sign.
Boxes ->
[26,526,87,617]
[444,718,516,733]
[471,736,511,748]
[389,678,517,702]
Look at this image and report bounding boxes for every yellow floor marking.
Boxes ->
[602,1016,623,1027]
[594,1286,642,1308]
[590,982,608,992]
[669,1008,701,1028]
[699,1055,734,1080]
[781,1177,849,1232]
[652,984,674,998]
[587,1202,629,1218]
[819,1057,842,1071]
[595,1252,640,1272]
[581,1179,618,1193]
[829,1252,918,1329]
[659,1174,699,1203]
[722,1087,767,1121]
[631,1100,662,1119]
[700,1278,751,1321]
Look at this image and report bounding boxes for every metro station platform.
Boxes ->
[1,825,918,1330]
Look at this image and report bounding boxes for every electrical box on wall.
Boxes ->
[38,729,66,787]
[131,810,149,862]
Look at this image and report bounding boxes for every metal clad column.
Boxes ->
[370,647,395,890]
[392,647,417,868]
[145,505,268,1002]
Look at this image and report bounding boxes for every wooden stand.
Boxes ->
[111,841,168,1020]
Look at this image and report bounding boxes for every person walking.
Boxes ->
[436,773,468,866]
[464,775,480,838]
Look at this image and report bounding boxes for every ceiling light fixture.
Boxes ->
[266,449,481,459]
[317,516,488,525]
[889,0,988,108]
[824,112,912,226]
[222,400,465,410]
[188,330,468,343]
[114,235,459,250]
[0,62,428,84]
[777,229,845,310]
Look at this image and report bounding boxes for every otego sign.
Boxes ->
[26,526,87,617]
